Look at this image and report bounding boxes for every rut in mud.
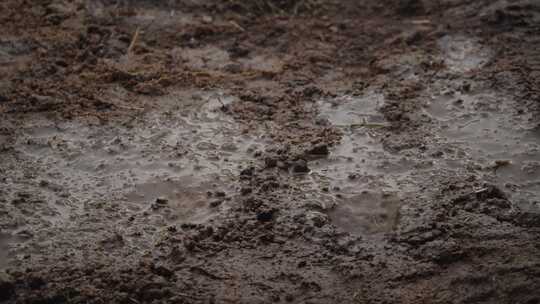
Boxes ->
[1,0,540,303]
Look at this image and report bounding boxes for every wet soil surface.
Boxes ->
[1,0,540,303]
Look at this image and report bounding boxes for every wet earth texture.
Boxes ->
[1,0,540,303]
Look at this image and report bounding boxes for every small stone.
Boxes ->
[215,191,226,197]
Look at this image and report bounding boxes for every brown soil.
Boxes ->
[1,0,540,303]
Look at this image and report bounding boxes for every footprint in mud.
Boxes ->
[426,85,540,205]
[302,91,415,235]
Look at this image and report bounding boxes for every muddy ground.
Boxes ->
[1,0,540,303]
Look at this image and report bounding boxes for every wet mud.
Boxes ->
[1,0,540,303]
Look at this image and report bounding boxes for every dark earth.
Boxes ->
[1,0,540,303]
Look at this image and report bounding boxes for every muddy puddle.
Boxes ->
[308,34,538,235]
[0,89,268,267]
[426,85,540,206]
[16,90,264,211]
[301,91,412,236]
[125,178,218,224]
[424,34,540,208]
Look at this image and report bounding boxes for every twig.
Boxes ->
[127,27,140,56]
[229,20,245,32]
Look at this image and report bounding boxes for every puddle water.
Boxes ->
[438,35,492,73]
[427,86,540,205]
[308,83,529,235]
[425,34,540,207]
[316,93,385,127]
[306,91,410,236]
[125,178,219,224]
[10,90,267,227]
[328,191,401,235]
